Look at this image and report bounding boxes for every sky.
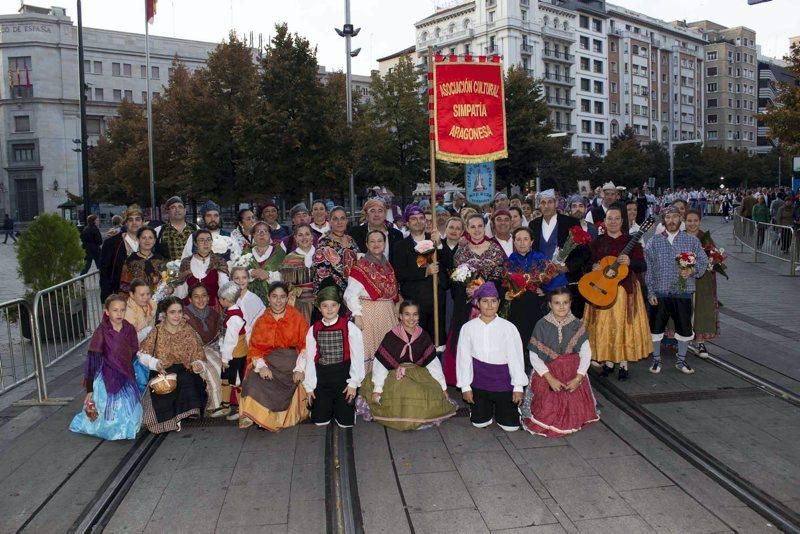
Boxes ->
[1,0,796,74]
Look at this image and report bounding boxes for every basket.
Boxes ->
[149,373,177,395]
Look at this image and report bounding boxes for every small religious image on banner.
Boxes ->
[465,162,495,207]
[432,56,507,163]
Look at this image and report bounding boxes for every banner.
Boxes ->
[465,162,495,206]
[432,56,507,163]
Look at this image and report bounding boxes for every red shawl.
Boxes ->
[348,257,400,302]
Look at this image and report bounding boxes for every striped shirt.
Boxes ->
[644,231,708,298]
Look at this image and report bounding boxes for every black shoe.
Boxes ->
[618,368,629,381]
[601,364,614,377]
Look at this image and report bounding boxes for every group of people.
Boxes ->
[70,182,725,442]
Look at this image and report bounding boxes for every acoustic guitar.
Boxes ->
[578,216,655,308]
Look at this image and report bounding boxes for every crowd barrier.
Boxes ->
[0,271,103,405]
[732,209,797,276]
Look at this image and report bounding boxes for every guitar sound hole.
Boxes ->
[589,282,608,295]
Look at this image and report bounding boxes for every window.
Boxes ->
[611,61,617,74]
[488,10,494,22]
[112,62,121,76]
[86,117,102,136]
[12,143,36,163]
[123,63,132,76]
[94,88,104,101]
[581,99,590,112]
[610,41,617,52]
[142,91,148,103]
[580,78,590,91]
[579,15,589,29]
[152,91,160,99]
[592,19,602,32]
[151,66,160,79]
[93,61,102,74]
[611,102,618,114]
[706,51,717,61]
[521,10,527,21]
[581,141,592,154]
[580,36,589,50]
[14,115,30,132]
[611,82,617,94]
[464,44,470,55]
[594,143,605,154]
[580,57,590,70]
[113,89,122,102]
[594,121,604,135]
[592,39,602,53]
[593,60,603,73]
[593,80,603,94]
[707,83,717,92]
[124,90,133,101]
[9,56,33,98]
[141,65,147,78]
[707,67,717,76]
[594,101,603,114]
[83,59,90,72]
[582,120,591,133]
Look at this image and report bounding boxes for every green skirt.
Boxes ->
[361,364,456,432]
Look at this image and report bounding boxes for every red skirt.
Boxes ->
[521,353,599,438]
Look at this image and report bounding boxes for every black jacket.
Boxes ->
[528,214,591,283]
[99,233,129,301]
[350,223,404,264]
[80,225,103,255]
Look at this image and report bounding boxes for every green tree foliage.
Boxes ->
[15,214,84,291]
[759,42,800,155]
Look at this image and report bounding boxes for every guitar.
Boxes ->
[578,216,655,308]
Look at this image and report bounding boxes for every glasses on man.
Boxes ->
[196,238,213,244]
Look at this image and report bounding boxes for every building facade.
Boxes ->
[688,21,757,151]
[755,53,797,154]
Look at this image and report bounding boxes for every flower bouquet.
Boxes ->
[414,239,436,268]
[212,234,235,257]
[451,264,484,302]
[234,251,281,303]
[674,252,696,292]
[153,260,181,302]
[553,225,592,266]
[500,261,562,317]
[704,245,728,279]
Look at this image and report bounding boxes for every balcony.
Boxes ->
[487,0,496,6]
[543,72,575,85]
[552,121,576,133]
[543,48,574,62]
[521,44,533,55]
[418,28,475,48]
[541,23,575,42]
[546,96,575,108]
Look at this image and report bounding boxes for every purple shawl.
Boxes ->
[85,316,139,396]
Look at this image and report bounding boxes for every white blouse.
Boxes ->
[237,291,265,343]
[495,236,513,257]
[301,319,365,391]
[529,341,591,378]
[174,255,230,299]
[311,222,330,235]
[372,356,446,394]
[456,316,527,393]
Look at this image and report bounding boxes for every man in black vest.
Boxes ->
[350,198,404,264]
[529,190,592,318]
[586,181,619,225]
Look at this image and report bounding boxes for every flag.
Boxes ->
[145,0,157,23]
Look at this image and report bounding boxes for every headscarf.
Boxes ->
[472,281,499,305]
[316,285,341,306]
[537,189,556,200]
[403,204,424,222]
[361,198,387,224]
[200,200,221,216]
[567,194,584,207]
[491,209,511,223]
[662,205,680,218]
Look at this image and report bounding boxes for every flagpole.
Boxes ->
[76,0,90,225]
[427,46,440,348]
[145,10,156,219]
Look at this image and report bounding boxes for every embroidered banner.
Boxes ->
[432,56,507,164]
[465,162,495,206]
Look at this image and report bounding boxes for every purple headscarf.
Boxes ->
[472,281,499,304]
[403,204,424,222]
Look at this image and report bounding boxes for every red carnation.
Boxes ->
[569,225,592,245]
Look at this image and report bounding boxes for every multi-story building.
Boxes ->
[376,45,415,77]
[755,53,797,154]
[688,21,757,151]
[537,1,577,141]
[0,4,216,221]
[317,66,372,105]
[603,6,706,147]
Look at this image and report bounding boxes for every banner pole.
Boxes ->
[427,47,440,348]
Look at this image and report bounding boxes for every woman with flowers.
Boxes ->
[279,224,317,324]
[174,229,230,311]
[503,227,567,374]
[344,229,400,373]
[584,203,651,381]
[240,221,287,305]
[119,227,165,295]
[442,213,506,385]
[684,209,726,358]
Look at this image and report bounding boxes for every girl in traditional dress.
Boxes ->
[231,207,257,252]
[246,221,287,305]
[443,213,506,385]
[230,266,265,342]
[301,286,365,428]
[505,227,568,374]
[175,229,229,311]
[239,282,309,431]
[119,227,165,294]
[137,296,209,434]
[685,209,722,358]
[583,204,651,381]
[124,279,156,343]
[312,206,359,295]
[521,287,599,438]
[70,295,143,440]
[280,224,316,323]
[362,300,455,431]
[344,229,399,373]
[183,284,225,417]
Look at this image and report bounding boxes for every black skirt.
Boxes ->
[508,291,547,372]
[143,364,206,434]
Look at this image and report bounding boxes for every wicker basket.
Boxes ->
[149,373,177,395]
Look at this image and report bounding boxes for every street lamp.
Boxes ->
[335,1,361,219]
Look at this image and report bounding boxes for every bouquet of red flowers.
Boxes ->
[553,225,593,265]
[699,233,729,280]
[500,260,561,317]
[674,252,696,292]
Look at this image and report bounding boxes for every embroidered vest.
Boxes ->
[312,316,351,365]
[224,307,248,358]
[590,205,606,224]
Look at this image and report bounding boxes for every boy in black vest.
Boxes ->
[302,287,365,427]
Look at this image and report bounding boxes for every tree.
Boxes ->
[600,126,657,188]
[495,66,559,192]
[759,42,800,156]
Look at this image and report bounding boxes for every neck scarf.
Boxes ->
[391,323,423,362]
[463,230,488,246]
[187,303,211,334]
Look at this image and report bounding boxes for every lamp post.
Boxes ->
[335,1,361,220]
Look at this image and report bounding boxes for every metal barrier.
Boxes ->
[733,209,797,276]
[12,271,103,406]
[0,299,36,395]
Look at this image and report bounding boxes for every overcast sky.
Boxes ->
[2,0,796,73]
